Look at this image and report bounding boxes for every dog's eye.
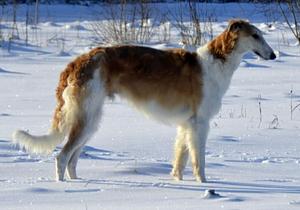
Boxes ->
[252,34,259,40]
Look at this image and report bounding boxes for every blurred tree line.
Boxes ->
[0,0,280,5]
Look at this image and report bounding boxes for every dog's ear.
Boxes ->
[228,20,243,32]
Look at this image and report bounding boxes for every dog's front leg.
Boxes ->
[171,125,189,181]
[186,117,209,182]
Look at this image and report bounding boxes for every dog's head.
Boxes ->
[228,20,276,60]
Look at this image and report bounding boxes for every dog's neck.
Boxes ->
[207,29,239,62]
[196,31,246,98]
[198,30,246,74]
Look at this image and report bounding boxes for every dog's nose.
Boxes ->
[269,52,276,60]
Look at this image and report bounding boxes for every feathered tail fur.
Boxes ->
[12,47,105,156]
[12,129,65,154]
[12,53,75,155]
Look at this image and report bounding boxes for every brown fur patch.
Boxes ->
[52,47,104,131]
[100,46,203,113]
[208,20,254,62]
[52,45,203,130]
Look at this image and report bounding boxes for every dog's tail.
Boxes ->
[12,60,74,155]
[12,92,70,154]
[12,129,65,154]
[12,66,72,155]
[12,47,106,155]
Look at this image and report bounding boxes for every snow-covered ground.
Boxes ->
[0,3,300,210]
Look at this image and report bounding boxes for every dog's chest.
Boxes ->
[198,63,234,119]
[132,100,194,125]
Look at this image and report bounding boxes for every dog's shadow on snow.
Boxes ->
[3,141,300,196]
[71,178,300,200]
[0,139,41,163]
[0,68,29,75]
[67,145,300,195]
[207,180,300,194]
[79,178,300,196]
[79,145,134,162]
[72,153,300,196]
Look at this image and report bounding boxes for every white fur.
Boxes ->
[176,46,246,182]
[81,70,105,135]
[170,28,275,182]
[133,100,193,125]
[12,130,64,154]
[60,82,80,133]
[197,45,243,120]
[11,72,80,155]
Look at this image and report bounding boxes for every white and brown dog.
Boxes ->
[13,20,276,182]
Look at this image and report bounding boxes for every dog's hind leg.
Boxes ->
[55,121,85,181]
[56,70,105,181]
[56,98,104,181]
[66,145,84,179]
[171,125,189,181]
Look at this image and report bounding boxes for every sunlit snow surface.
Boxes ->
[0,3,300,210]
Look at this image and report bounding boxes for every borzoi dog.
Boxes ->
[13,20,276,182]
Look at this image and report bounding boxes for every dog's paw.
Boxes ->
[170,170,183,181]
